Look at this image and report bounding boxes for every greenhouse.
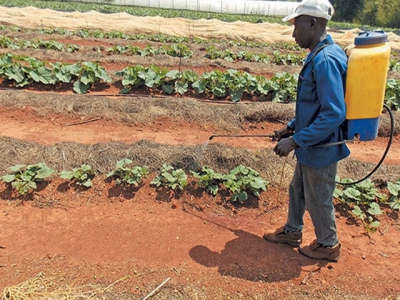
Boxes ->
[69,0,300,15]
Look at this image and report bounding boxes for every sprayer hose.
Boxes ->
[337,104,394,185]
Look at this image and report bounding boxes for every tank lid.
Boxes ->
[355,30,388,46]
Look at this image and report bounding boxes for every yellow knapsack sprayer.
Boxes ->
[338,30,394,184]
[345,30,392,142]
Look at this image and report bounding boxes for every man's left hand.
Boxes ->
[273,137,297,157]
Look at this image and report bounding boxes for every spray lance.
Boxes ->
[209,31,395,185]
[209,131,287,141]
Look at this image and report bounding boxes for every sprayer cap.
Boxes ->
[355,30,388,46]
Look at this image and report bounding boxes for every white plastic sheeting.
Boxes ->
[71,0,299,16]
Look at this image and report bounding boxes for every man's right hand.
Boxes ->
[275,125,294,141]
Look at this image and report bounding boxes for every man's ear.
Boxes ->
[310,17,317,28]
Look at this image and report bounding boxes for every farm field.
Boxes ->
[1,5,400,300]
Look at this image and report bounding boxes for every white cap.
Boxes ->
[282,0,334,24]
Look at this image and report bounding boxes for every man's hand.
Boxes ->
[273,137,297,157]
[275,125,294,141]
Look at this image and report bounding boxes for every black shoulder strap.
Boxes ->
[311,41,332,83]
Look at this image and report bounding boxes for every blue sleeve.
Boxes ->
[288,118,295,130]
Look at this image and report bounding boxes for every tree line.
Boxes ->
[331,0,400,29]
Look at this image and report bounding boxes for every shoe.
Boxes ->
[263,226,302,247]
[299,240,341,262]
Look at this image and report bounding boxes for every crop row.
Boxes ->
[2,161,399,232]
[334,177,400,232]
[3,33,400,72]
[0,34,79,53]
[0,33,306,64]
[0,162,268,203]
[107,43,307,66]
[0,52,298,101]
[0,34,307,66]
[116,65,298,102]
[204,45,306,65]
[1,52,400,107]
[0,25,302,51]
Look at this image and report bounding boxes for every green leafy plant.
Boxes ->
[202,70,227,98]
[271,50,305,66]
[223,165,268,202]
[0,163,54,196]
[107,158,148,186]
[334,178,386,232]
[161,43,193,58]
[107,43,192,58]
[0,53,110,93]
[25,56,57,85]
[72,61,111,94]
[115,65,146,93]
[151,164,187,191]
[191,166,225,196]
[350,202,383,232]
[139,66,168,89]
[385,78,400,110]
[107,44,155,56]
[223,69,249,102]
[52,62,81,83]
[60,164,95,188]
[269,72,298,103]
[389,59,400,72]
[387,180,400,210]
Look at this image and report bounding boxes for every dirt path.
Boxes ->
[1,178,400,299]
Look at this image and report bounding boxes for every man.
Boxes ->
[263,0,350,262]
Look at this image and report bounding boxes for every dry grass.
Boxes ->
[1,90,398,136]
[0,89,296,131]
[1,271,381,300]
[2,272,129,300]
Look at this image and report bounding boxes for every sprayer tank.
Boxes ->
[345,31,391,141]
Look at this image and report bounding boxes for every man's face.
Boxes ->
[292,15,314,49]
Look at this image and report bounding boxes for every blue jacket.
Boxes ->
[288,35,350,168]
